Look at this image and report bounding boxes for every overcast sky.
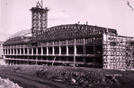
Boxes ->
[1,0,134,41]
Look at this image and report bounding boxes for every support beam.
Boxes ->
[46,47,48,55]
[59,46,61,55]
[31,48,33,55]
[36,48,38,55]
[53,46,55,55]
[41,47,43,55]
[66,46,68,55]
[73,39,76,67]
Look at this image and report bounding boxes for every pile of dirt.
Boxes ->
[0,76,23,88]
[35,66,122,87]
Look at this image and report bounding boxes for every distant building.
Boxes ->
[2,1,134,70]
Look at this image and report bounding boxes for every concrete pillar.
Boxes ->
[66,46,68,56]
[46,47,48,55]
[20,48,21,55]
[23,48,25,55]
[59,46,61,55]
[74,46,77,55]
[5,49,7,54]
[16,49,18,55]
[73,39,76,67]
[66,40,68,56]
[31,48,33,55]
[41,47,43,55]
[53,46,55,55]
[36,48,38,55]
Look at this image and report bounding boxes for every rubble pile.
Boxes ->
[0,77,23,88]
[36,66,120,87]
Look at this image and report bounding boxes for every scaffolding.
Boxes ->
[30,1,49,37]
[103,32,134,70]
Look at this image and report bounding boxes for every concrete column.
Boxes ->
[66,40,68,55]
[5,49,7,54]
[41,47,43,55]
[8,49,10,55]
[36,48,38,55]
[31,48,33,55]
[23,48,25,55]
[20,48,21,55]
[83,38,86,54]
[46,47,48,55]
[73,39,76,67]
[74,46,77,55]
[16,49,18,55]
[66,46,68,56]
[53,46,55,55]
[59,46,61,55]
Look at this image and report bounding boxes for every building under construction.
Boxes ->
[2,1,134,70]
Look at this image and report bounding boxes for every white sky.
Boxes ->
[1,0,134,41]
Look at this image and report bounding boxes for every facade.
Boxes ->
[2,1,134,70]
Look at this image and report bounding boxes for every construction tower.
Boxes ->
[30,1,49,37]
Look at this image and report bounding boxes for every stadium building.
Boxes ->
[2,1,134,70]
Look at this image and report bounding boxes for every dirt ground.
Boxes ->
[0,65,82,88]
[0,65,134,88]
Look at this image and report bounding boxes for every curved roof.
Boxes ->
[33,24,117,42]
[3,24,117,45]
[5,29,31,40]
[3,29,33,45]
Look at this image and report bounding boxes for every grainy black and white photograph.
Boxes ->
[1,0,134,88]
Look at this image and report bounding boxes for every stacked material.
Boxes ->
[0,77,23,88]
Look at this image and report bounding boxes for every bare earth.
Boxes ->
[0,64,134,88]
[0,65,81,88]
